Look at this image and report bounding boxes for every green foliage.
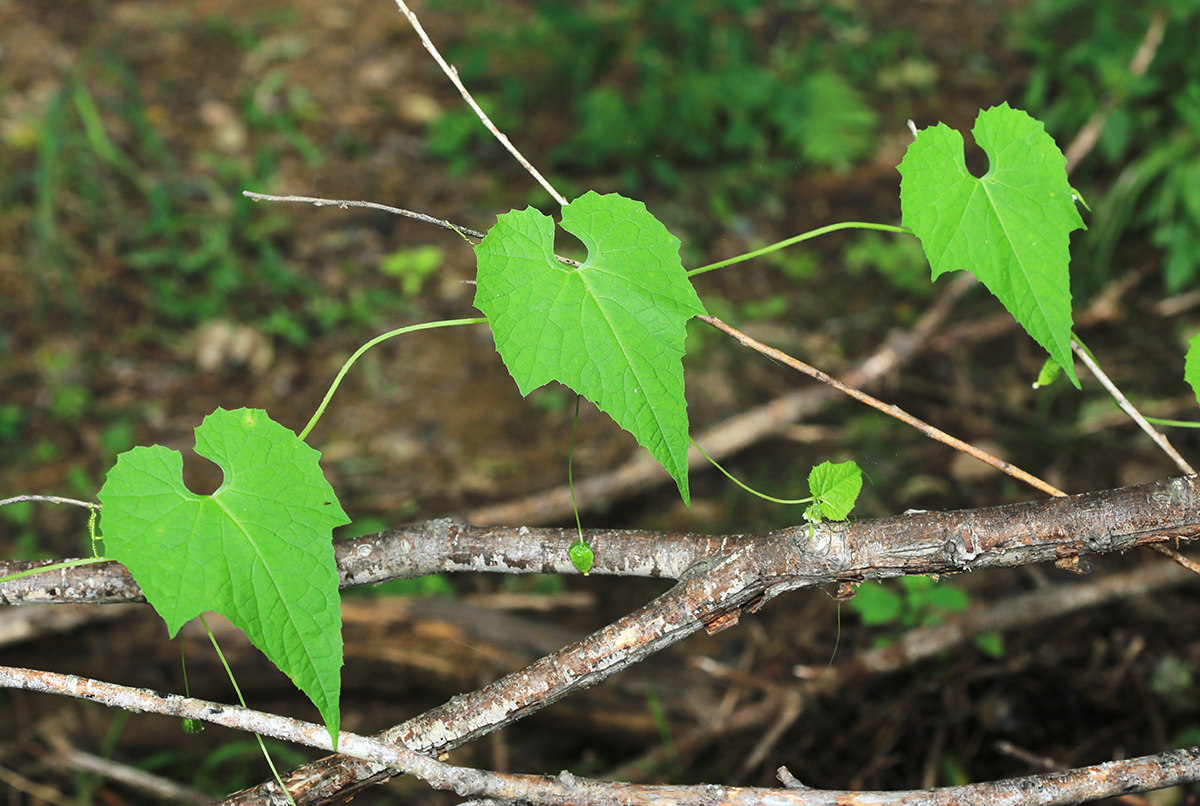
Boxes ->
[1186,331,1200,407]
[852,578,957,627]
[1018,0,1200,293]
[474,191,706,504]
[0,43,413,344]
[380,245,445,298]
[98,408,349,746]
[849,577,1003,655]
[843,232,933,296]
[353,575,457,598]
[804,460,863,524]
[428,0,880,187]
[899,104,1086,387]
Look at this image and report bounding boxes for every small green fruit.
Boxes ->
[568,540,594,575]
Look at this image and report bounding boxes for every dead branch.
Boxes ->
[216,474,1200,804]
[3,666,1199,806]
[4,475,1198,608]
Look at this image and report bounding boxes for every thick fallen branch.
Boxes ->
[6,477,1196,803]
[3,666,1198,806]
[6,475,1195,607]
[215,474,1200,804]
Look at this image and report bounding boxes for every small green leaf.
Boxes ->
[98,408,350,747]
[568,540,594,575]
[1033,356,1064,389]
[1069,185,1091,212]
[474,191,706,504]
[899,104,1085,387]
[181,717,205,735]
[1186,332,1200,407]
[807,460,863,522]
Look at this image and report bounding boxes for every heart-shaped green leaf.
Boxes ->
[474,191,706,504]
[899,104,1086,386]
[807,460,863,522]
[98,407,349,747]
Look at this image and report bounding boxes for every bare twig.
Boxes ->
[0,494,97,510]
[391,0,567,206]
[1148,542,1200,575]
[0,762,77,806]
[5,666,1200,806]
[8,476,1199,609]
[242,191,487,240]
[1071,339,1196,475]
[241,191,584,267]
[698,314,1067,498]
[52,745,211,804]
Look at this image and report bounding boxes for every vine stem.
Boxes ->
[0,556,108,587]
[297,317,487,441]
[687,222,911,276]
[1071,339,1196,476]
[392,0,568,207]
[698,314,1066,498]
[198,614,298,805]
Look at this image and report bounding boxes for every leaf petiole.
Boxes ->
[199,614,299,805]
[690,438,814,505]
[298,317,488,441]
[1144,417,1200,429]
[687,222,911,277]
[567,395,593,575]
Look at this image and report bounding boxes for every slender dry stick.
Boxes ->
[6,666,1200,806]
[698,314,1067,498]
[1071,339,1196,475]
[392,0,567,206]
[242,191,488,240]
[241,191,583,267]
[1068,340,1200,574]
[0,494,97,510]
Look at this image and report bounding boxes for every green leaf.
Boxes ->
[474,191,707,503]
[98,408,349,747]
[1187,331,1200,407]
[807,459,863,522]
[1032,355,1064,389]
[898,104,1086,387]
